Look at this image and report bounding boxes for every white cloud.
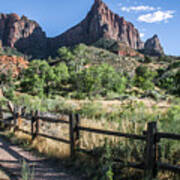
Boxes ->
[140,33,145,38]
[138,10,175,23]
[121,6,155,12]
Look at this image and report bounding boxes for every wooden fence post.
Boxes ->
[13,107,18,132]
[31,111,36,140]
[35,110,40,138]
[0,105,3,127]
[145,122,158,179]
[75,114,80,149]
[69,113,81,157]
[31,110,40,140]
[17,107,22,130]
[0,105,3,120]
[69,113,75,157]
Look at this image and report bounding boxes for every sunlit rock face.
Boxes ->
[0,13,47,58]
[48,0,144,51]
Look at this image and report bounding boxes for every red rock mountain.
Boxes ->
[48,0,144,52]
[144,35,164,56]
[0,13,47,58]
[0,0,164,58]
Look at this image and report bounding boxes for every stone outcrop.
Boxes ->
[0,55,28,76]
[94,38,144,57]
[143,35,164,56]
[48,0,144,53]
[0,13,47,58]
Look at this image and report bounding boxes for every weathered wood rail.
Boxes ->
[0,104,180,179]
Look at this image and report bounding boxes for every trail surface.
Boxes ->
[0,137,81,180]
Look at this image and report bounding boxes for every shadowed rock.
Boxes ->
[144,35,164,56]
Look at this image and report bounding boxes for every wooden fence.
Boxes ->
[0,105,180,179]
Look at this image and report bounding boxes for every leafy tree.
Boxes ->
[71,64,127,97]
[52,63,69,90]
[57,45,88,73]
[134,65,157,90]
[0,70,16,100]
[20,60,69,97]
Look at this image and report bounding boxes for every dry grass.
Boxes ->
[0,169,10,180]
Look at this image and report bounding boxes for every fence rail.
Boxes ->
[0,105,180,179]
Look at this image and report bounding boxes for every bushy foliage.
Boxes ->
[144,56,152,63]
[57,44,89,73]
[134,65,157,90]
[158,67,180,95]
[20,60,69,97]
[71,63,127,97]
[0,47,24,57]
[0,70,16,100]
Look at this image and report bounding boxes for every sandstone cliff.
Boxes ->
[0,13,47,58]
[0,0,164,58]
[48,0,144,53]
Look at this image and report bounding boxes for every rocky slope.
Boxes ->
[94,38,144,57]
[0,55,28,76]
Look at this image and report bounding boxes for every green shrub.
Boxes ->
[71,64,127,97]
[134,65,157,90]
[144,56,152,63]
[20,60,69,97]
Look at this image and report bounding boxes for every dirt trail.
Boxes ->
[0,137,81,180]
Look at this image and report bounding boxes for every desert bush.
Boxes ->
[144,56,152,63]
[134,65,157,90]
[20,60,69,97]
[158,68,180,95]
[71,63,127,97]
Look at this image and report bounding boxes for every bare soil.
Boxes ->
[0,135,82,180]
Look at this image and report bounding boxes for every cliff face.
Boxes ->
[48,0,144,52]
[0,13,47,58]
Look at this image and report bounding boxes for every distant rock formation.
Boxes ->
[48,0,144,53]
[0,0,164,58]
[0,13,47,58]
[143,35,164,56]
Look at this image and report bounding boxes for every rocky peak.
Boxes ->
[144,34,164,56]
[49,0,144,52]
[0,13,47,58]
[0,0,165,58]
[94,0,103,5]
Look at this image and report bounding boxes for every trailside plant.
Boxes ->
[134,65,157,90]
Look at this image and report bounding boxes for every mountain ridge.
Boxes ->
[0,0,164,58]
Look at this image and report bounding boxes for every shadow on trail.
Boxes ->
[0,135,75,180]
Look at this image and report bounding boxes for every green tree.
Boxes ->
[71,64,127,97]
[0,70,16,100]
[134,65,157,90]
[52,63,69,90]
[20,60,69,97]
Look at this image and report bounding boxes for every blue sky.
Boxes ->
[0,0,179,55]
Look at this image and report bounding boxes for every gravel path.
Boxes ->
[0,137,81,180]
